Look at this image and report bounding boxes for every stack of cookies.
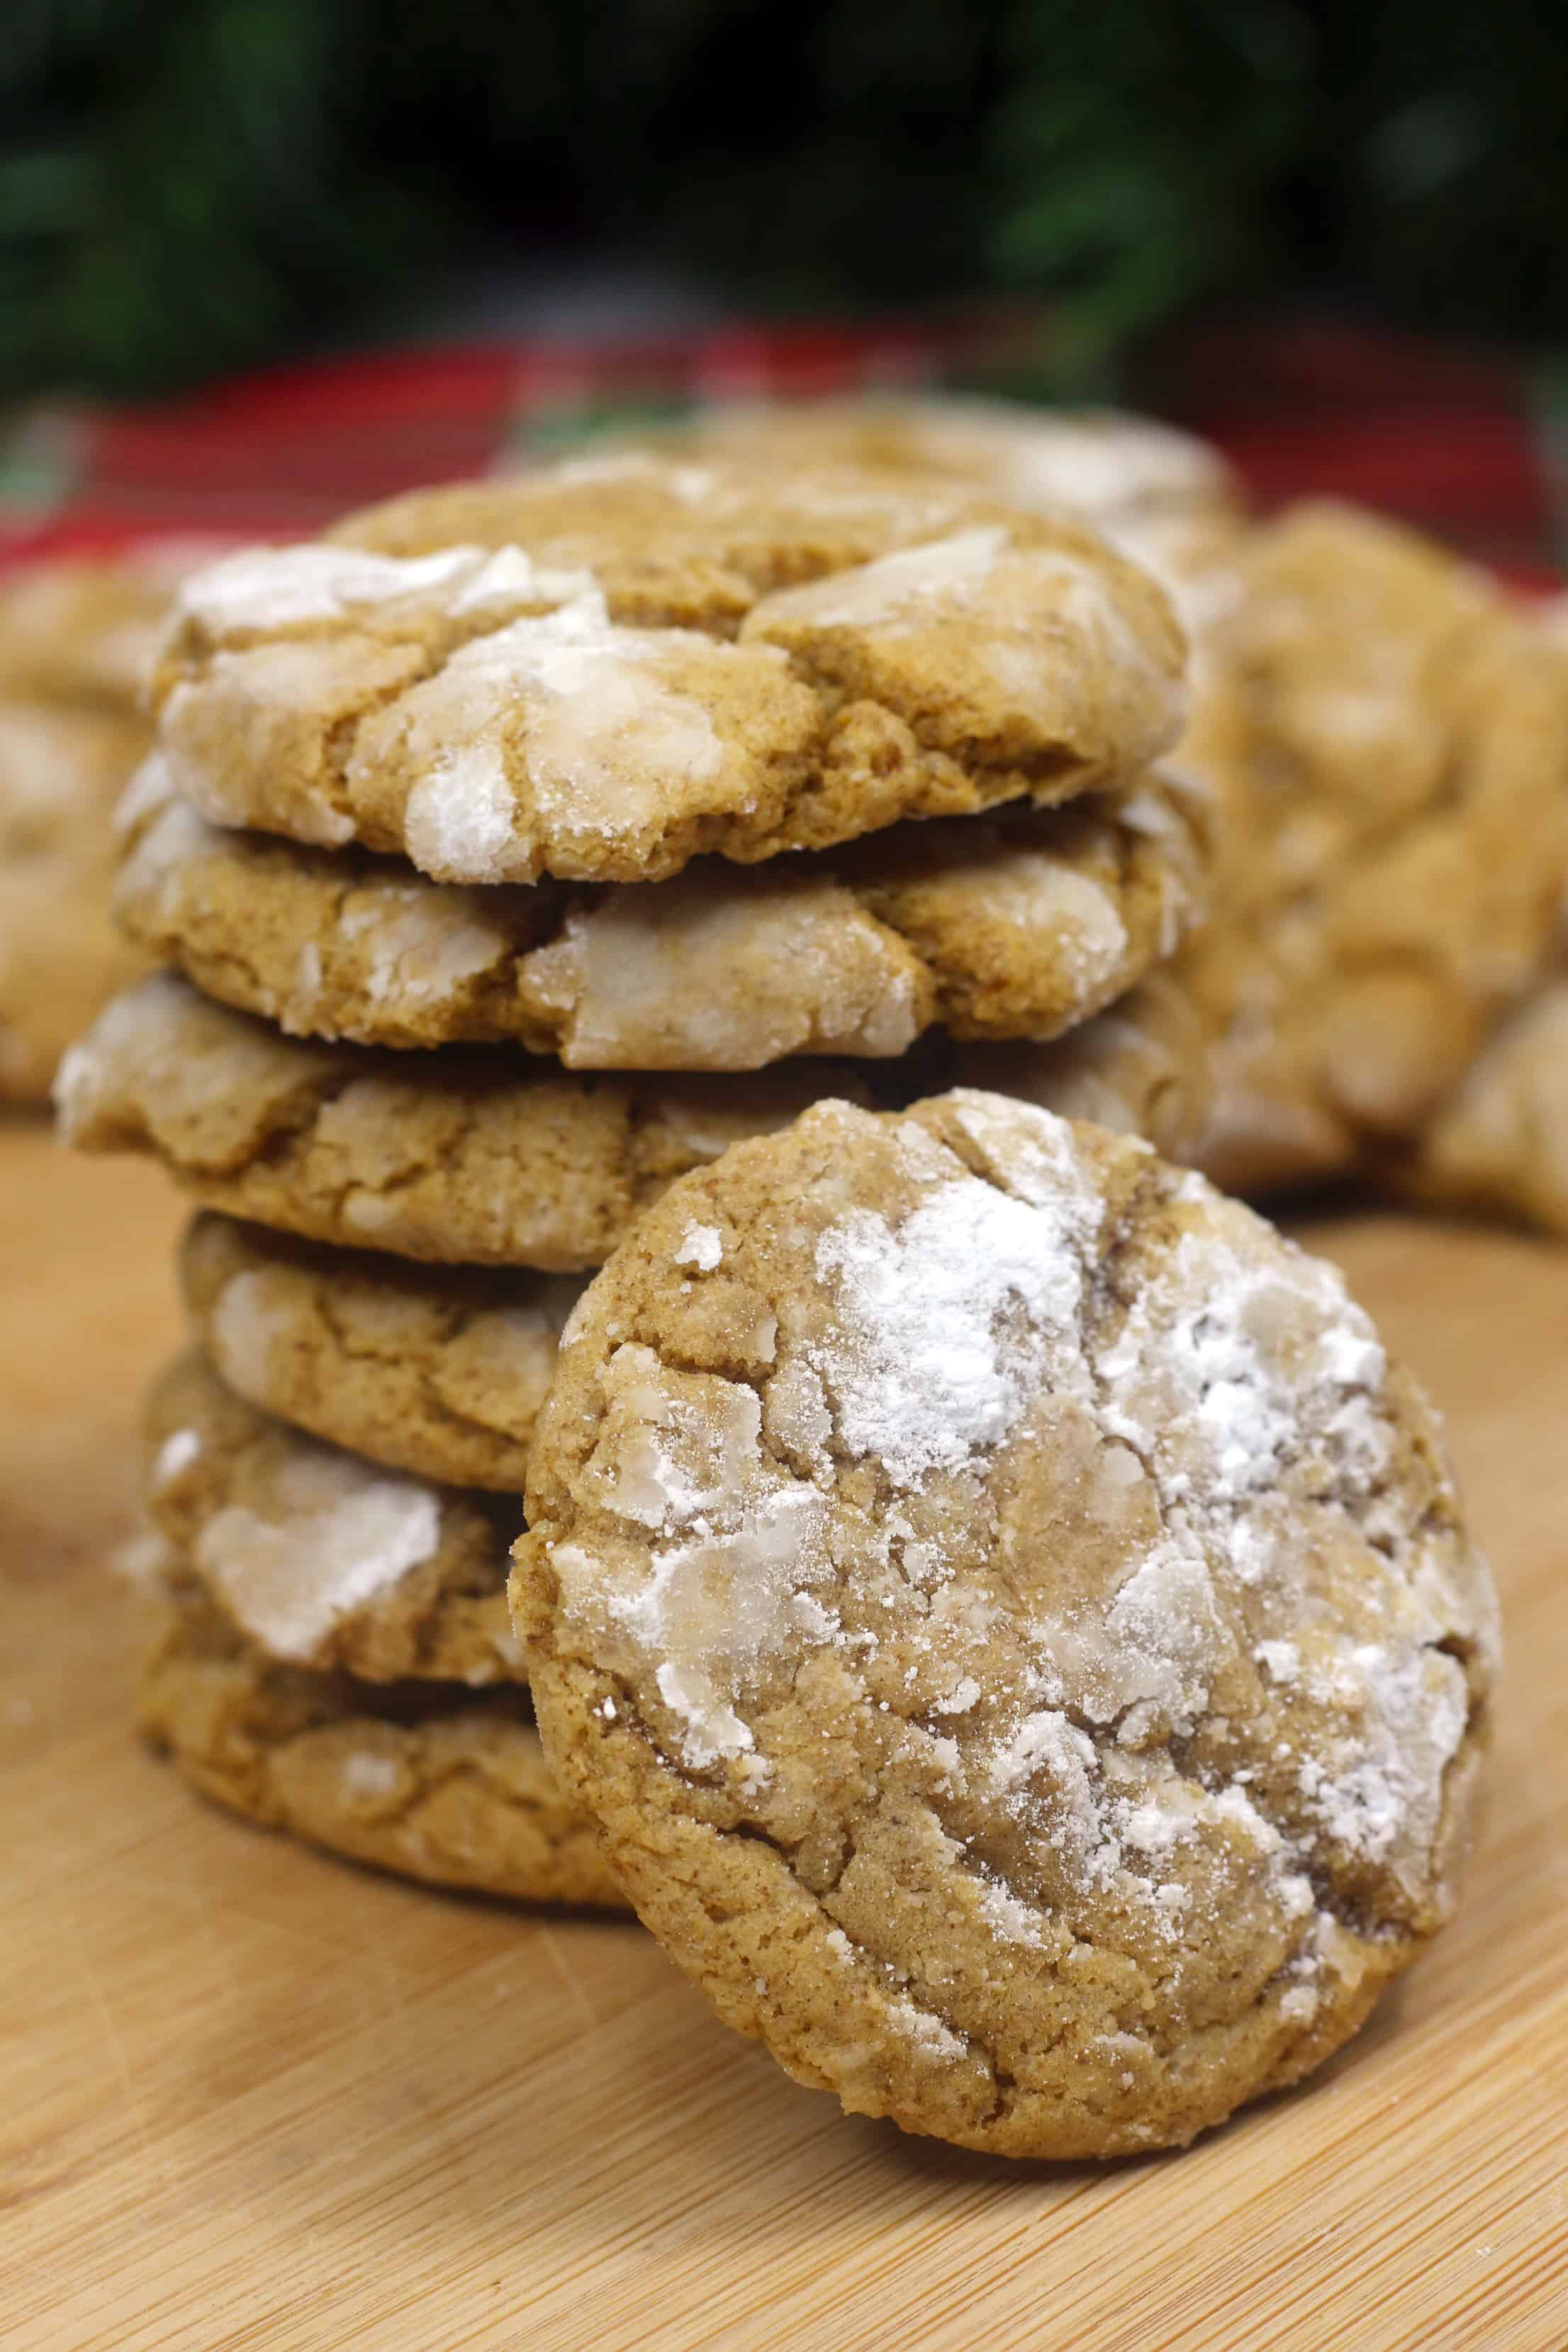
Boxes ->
[60,447,1229,1904]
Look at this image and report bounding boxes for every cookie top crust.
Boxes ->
[617,397,1240,530]
[179,1211,583,1493]
[514,1090,1494,2158]
[144,1350,522,1685]
[56,973,871,1269]
[116,756,1211,1065]
[146,457,1186,886]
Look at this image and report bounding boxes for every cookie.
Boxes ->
[0,701,150,1098]
[147,457,1186,886]
[144,1350,522,1684]
[939,964,1214,1167]
[1383,974,1568,1236]
[0,551,186,708]
[630,397,1239,532]
[513,1090,1494,2159]
[116,756,1211,1064]
[179,1211,582,1491]
[140,1580,625,1908]
[1177,503,1568,1186]
[56,973,867,1270]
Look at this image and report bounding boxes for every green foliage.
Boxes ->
[0,0,1564,396]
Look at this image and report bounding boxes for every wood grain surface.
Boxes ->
[3,1119,1566,2352]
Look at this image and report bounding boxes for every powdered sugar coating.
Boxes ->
[517,1090,1495,2160]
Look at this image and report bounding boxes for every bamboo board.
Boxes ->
[2,1120,1566,2352]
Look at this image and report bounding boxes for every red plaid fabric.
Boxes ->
[1,312,1562,588]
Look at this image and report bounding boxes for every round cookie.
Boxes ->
[938,963,1214,1167]
[147,456,1186,886]
[144,1350,522,1685]
[622,397,1240,532]
[140,1580,625,1908]
[0,551,186,708]
[179,1211,583,1492]
[513,1090,1495,2160]
[1175,503,1568,1188]
[1383,973,1568,1237]
[116,756,1211,1064]
[0,701,150,1099]
[56,973,868,1270]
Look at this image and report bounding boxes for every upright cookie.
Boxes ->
[515,1092,1494,2159]
[141,1580,625,1908]
[179,1212,583,1491]
[56,974,866,1270]
[144,1350,521,1685]
[147,457,1185,885]
[117,758,1210,1063]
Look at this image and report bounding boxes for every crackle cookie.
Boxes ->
[56,973,866,1269]
[513,1091,1495,2160]
[145,456,1185,886]
[140,1581,625,1907]
[0,549,200,707]
[144,1350,522,1685]
[935,964,1214,1167]
[629,397,1239,531]
[1381,975,1568,1237]
[0,701,150,1097]
[179,1211,582,1491]
[1176,504,1568,1185]
[116,756,1211,1064]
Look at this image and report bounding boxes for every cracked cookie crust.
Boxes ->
[513,1091,1496,2158]
[141,1579,625,1908]
[146,456,1185,887]
[179,1211,583,1493]
[114,755,1210,1065]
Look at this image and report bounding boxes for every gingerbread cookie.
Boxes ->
[141,1580,625,1908]
[0,700,150,1098]
[629,397,1238,532]
[1385,974,1568,1237]
[514,1091,1494,2158]
[179,1211,582,1491]
[1176,504,1568,1187]
[144,1350,520,1684]
[56,973,866,1270]
[938,964,1214,1166]
[147,457,1185,885]
[117,756,1210,1063]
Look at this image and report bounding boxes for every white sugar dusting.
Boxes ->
[176,542,486,634]
[194,1454,442,1662]
[340,1751,401,1799]
[374,590,735,881]
[810,1150,1092,1486]
[675,1223,724,1271]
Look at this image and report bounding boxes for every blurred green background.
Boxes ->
[3,0,1564,398]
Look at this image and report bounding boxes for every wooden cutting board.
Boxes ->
[3,1120,1566,2352]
